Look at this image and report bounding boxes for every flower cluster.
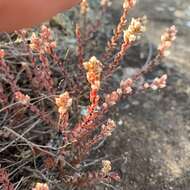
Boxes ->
[100,119,117,137]
[158,25,177,56]
[0,49,5,59]
[83,56,103,91]
[101,160,112,176]
[80,0,89,15]
[106,0,136,54]
[123,16,146,43]
[123,0,136,9]
[144,74,168,90]
[32,183,49,190]
[105,90,122,106]
[120,78,133,94]
[30,25,56,54]
[107,17,146,72]
[15,91,30,105]
[29,25,56,93]
[55,92,72,116]
[105,78,133,106]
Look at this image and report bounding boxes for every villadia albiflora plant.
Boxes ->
[0,0,177,189]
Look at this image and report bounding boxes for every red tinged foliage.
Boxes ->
[0,0,177,188]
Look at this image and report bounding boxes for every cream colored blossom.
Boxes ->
[101,119,116,136]
[80,0,89,15]
[30,33,42,52]
[123,16,147,43]
[105,91,120,106]
[32,183,49,190]
[15,91,30,105]
[123,0,136,9]
[151,74,167,90]
[55,92,72,115]
[144,74,168,90]
[30,25,56,54]
[102,160,112,175]
[158,25,177,56]
[83,56,103,90]
[120,78,133,94]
